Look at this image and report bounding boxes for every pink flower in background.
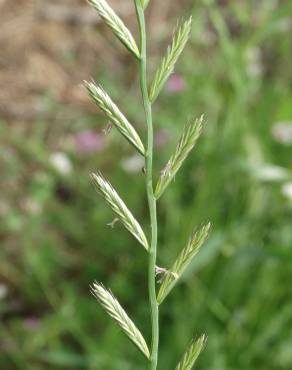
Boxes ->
[155,129,169,147]
[75,130,106,154]
[166,74,186,93]
[23,317,40,331]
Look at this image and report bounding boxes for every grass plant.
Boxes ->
[86,1,210,368]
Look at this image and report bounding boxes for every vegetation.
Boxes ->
[87,0,209,368]
[1,1,292,369]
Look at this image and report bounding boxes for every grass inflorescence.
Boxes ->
[86,1,210,369]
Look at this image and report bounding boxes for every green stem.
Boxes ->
[134,2,159,370]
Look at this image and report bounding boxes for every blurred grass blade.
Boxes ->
[88,0,140,58]
[91,172,149,251]
[141,0,150,9]
[85,81,145,155]
[157,223,210,304]
[149,17,192,102]
[155,115,203,199]
[91,282,150,358]
[175,335,207,370]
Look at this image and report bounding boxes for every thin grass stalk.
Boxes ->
[134,1,159,370]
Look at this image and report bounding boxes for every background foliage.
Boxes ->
[1,0,292,369]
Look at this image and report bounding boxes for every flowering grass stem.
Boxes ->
[134,2,159,369]
[87,0,208,368]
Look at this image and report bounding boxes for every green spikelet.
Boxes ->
[85,81,145,155]
[91,282,150,358]
[91,172,149,251]
[88,0,140,58]
[149,17,192,102]
[157,223,210,304]
[155,115,203,199]
[175,335,207,370]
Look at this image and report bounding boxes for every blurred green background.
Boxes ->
[1,0,292,369]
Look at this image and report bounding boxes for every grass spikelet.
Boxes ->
[149,17,192,102]
[88,0,140,58]
[91,172,149,251]
[155,115,203,199]
[85,81,145,155]
[91,282,150,358]
[175,335,207,370]
[157,223,210,304]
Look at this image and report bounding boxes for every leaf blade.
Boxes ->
[91,282,150,358]
[88,0,140,58]
[91,172,149,251]
[149,17,192,102]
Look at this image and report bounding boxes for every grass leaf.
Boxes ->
[149,17,192,102]
[85,81,145,155]
[155,115,203,199]
[157,223,210,304]
[91,172,149,251]
[91,282,150,359]
[88,0,140,58]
